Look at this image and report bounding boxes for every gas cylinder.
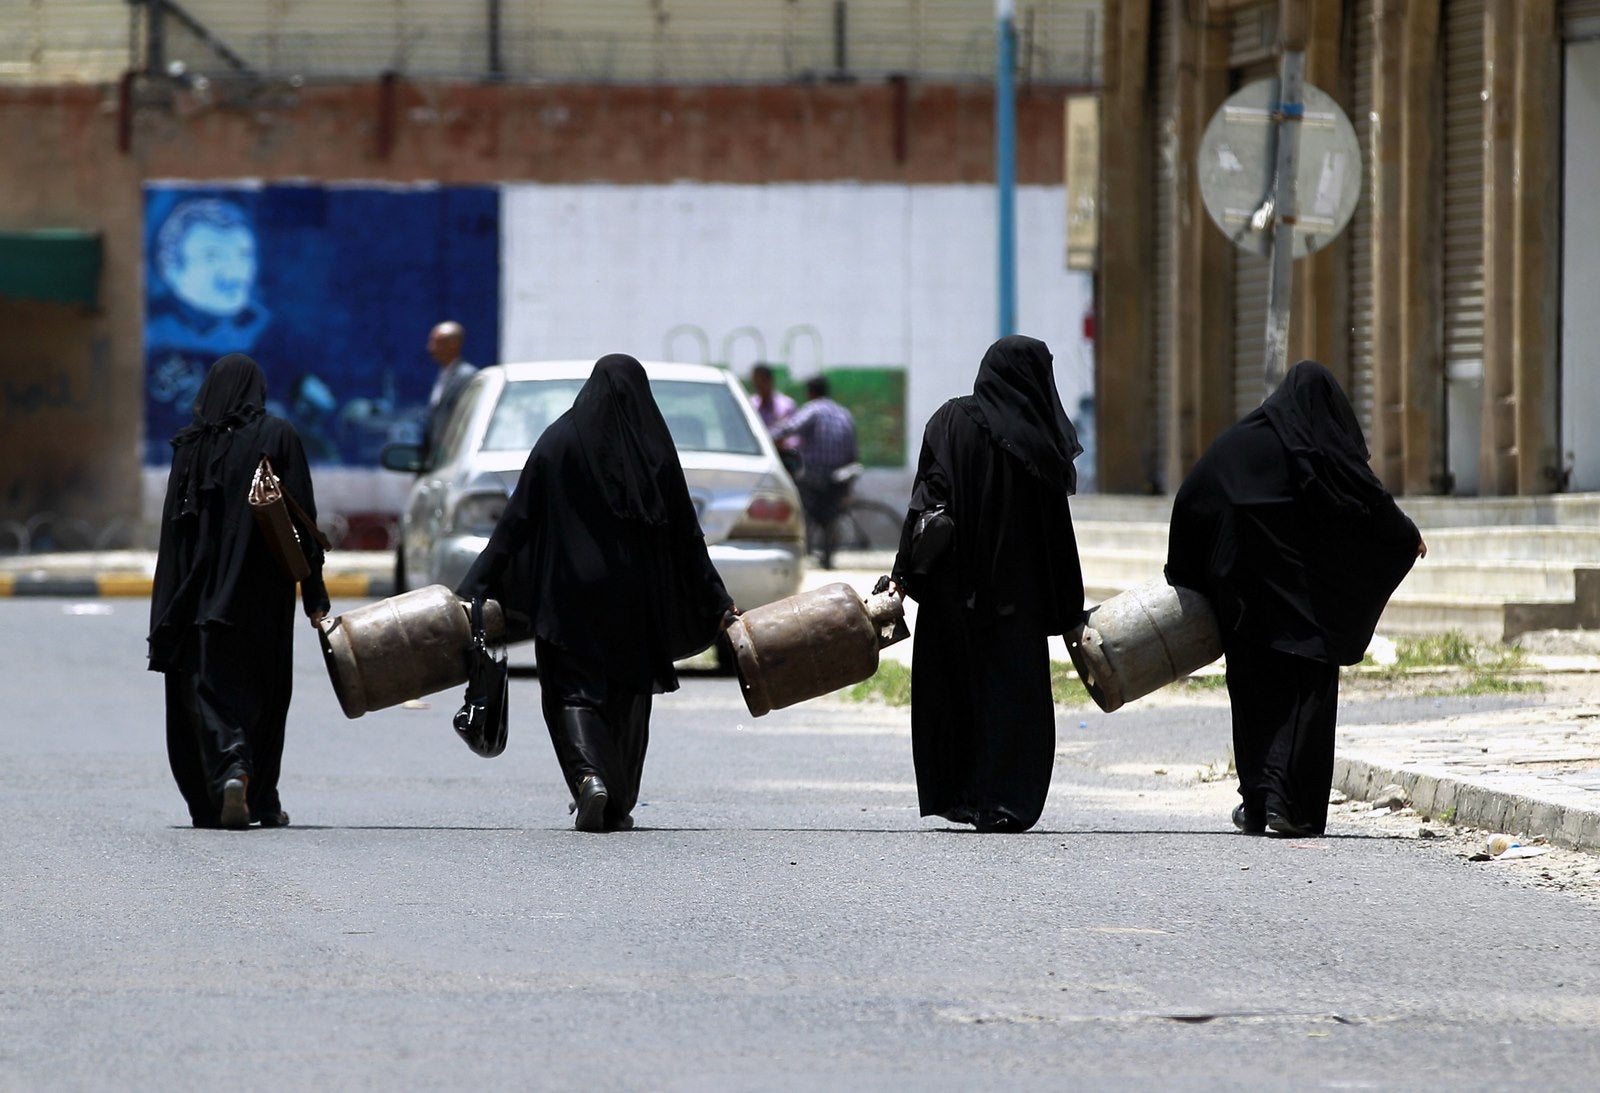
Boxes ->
[1068,577,1222,712]
[726,582,908,717]
[319,584,507,719]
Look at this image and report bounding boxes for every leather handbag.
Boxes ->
[248,455,330,582]
[453,596,510,758]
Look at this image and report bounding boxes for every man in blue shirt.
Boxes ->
[771,376,858,568]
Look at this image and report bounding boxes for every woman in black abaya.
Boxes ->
[888,335,1085,833]
[148,353,329,829]
[1166,360,1425,837]
[457,353,736,833]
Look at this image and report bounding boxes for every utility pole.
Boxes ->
[995,0,1017,338]
[1261,0,1308,393]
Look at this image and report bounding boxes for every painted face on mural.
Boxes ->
[154,198,259,318]
[166,221,257,316]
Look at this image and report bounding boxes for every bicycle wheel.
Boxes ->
[834,498,905,551]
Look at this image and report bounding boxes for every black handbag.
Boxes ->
[453,597,509,758]
[909,505,954,576]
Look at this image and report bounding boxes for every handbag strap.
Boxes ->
[281,486,333,551]
[260,454,333,551]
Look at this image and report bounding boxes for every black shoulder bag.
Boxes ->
[453,597,509,758]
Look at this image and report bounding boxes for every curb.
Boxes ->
[1335,754,1600,853]
[0,574,395,599]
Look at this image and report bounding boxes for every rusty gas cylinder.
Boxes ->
[726,582,907,717]
[1067,577,1222,712]
[319,584,506,719]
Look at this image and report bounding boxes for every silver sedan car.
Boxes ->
[385,360,805,616]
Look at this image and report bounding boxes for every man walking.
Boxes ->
[771,376,858,569]
[422,320,478,462]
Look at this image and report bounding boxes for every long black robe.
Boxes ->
[890,335,1085,833]
[148,354,329,828]
[457,354,733,821]
[1166,359,1421,833]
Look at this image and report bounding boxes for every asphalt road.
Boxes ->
[3,598,1598,1090]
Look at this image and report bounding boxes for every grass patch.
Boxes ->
[843,659,1092,707]
[846,660,913,706]
[1180,672,1229,691]
[1368,629,1541,696]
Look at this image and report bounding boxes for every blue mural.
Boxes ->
[143,183,500,465]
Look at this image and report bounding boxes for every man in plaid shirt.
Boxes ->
[771,376,859,568]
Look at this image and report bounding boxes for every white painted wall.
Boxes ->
[1562,39,1600,491]
[500,182,1095,477]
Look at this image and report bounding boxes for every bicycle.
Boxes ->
[803,462,905,564]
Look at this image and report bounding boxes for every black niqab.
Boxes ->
[969,334,1083,493]
[1166,359,1420,664]
[457,354,732,695]
[1261,359,1388,518]
[170,353,268,519]
[571,354,691,526]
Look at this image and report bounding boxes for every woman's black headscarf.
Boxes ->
[169,353,268,521]
[968,334,1083,494]
[567,353,689,526]
[1261,359,1389,517]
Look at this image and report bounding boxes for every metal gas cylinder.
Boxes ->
[1068,577,1222,712]
[726,582,908,717]
[319,584,506,719]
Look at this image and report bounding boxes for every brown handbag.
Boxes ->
[249,455,331,582]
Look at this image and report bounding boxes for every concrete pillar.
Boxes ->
[1165,4,1233,483]
[1369,0,1441,495]
[1511,0,1561,494]
[1482,0,1561,495]
[1095,0,1154,494]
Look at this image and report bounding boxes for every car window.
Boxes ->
[483,376,763,455]
[432,380,482,465]
[651,379,762,454]
[482,379,585,451]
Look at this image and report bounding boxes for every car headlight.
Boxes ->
[449,490,507,537]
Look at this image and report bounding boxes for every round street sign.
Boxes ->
[1197,77,1361,258]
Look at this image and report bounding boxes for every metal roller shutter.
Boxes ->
[1346,0,1376,436]
[1442,0,1487,494]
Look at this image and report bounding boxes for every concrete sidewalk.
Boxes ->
[7,548,1600,854]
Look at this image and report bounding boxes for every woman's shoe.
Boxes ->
[1265,809,1313,837]
[257,810,291,828]
[219,776,250,829]
[574,775,609,833]
[1232,804,1266,834]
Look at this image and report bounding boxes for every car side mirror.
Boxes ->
[380,442,426,474]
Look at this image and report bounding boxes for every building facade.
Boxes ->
[1098,0,1600,498]
[1,1,1099,546]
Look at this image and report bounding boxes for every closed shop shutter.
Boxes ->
[1566,0,1600,40]
[1152,0,1179,491]
[1442,1,1487,397]
[1346,0,1376,436]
